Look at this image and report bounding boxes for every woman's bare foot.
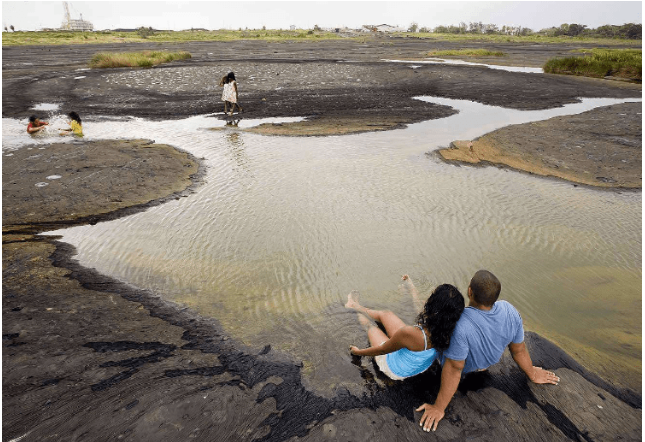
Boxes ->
[400,275,418,295]
[345,290,361,309]
[400,274,422,311]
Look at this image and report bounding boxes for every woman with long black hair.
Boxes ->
[346,275,464,381]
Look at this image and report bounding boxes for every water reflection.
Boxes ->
[224,127,254,181]
[226,119,241,128]
[5,96,640,395]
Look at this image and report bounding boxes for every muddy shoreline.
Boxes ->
[3,39,642,441]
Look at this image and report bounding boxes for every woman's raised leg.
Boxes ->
[346,291,406,337]
[400,274,423,313]
[356,313,389,347]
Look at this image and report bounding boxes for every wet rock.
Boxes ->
[531,369,641,441]
[440,103,641,189]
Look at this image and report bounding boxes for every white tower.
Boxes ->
[62,2,72,30]
[60,2,93,31]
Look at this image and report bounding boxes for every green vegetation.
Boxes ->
[542,23,641,39]
[1,29,345,46]
[428,48,506,57]
[89,50,192,68]
[2,24,641,47]
[136,26,155,39]
[543,48,642,80]
[413,21,641,40]
[399,32,640,45]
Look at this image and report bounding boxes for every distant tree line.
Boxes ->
[543,23,642,39]
[414,21,641,39]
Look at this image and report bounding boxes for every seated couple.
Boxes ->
[346,270,560,432]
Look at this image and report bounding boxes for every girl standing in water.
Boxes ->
[219,72,243,116]
[346,275,464,381]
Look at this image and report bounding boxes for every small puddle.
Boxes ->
[384,58,544,74]
[31,103,60,111]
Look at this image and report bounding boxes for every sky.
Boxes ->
[1,1,642,32]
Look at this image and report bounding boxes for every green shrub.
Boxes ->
[89,50,191,69]
[543,48,641,79]
[136,27,155,39]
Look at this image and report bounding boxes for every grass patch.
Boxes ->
[543,48,641,80]
[427,48,506,57]
[2,30,641,47]
[2,29,346,46]
[89,50,192,68]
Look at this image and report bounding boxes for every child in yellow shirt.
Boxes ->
[60,111,83,137]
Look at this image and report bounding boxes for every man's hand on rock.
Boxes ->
[530,366,560,385]
[416,403,444,432]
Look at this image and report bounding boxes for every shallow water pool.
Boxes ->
[5,96,641,394]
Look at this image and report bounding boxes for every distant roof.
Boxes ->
[362,23,405,32]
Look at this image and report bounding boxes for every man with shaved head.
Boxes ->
[416,270,560,432]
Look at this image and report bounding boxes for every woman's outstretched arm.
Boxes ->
[350,326,413,357]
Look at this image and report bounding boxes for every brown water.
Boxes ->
[16,96,639,395]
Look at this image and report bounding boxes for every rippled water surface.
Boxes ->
[5,96,641,393]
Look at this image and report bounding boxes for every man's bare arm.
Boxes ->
[416,358,464,432]
[508,342,560,384]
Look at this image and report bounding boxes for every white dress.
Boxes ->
[221,81,237,103]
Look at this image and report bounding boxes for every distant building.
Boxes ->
[61,18,93,31]
[290,25,296,31]
[363,24,406,33]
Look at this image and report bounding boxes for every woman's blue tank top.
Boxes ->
[386,325,437,378]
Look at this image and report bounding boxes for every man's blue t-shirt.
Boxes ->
[440,300,524,374]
